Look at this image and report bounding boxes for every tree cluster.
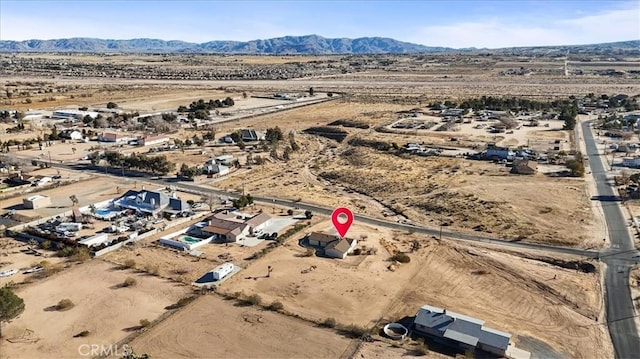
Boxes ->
[177,97,235,115]
[560,101,579,130]
[565,152,585,177]
[100,151,176,175]
[232,194,254,209]
[438,96,553,112]
[178,163,203,179]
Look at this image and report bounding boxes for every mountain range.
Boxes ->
[0,35,637,55]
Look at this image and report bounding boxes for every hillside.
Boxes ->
[0,35,450,54]
[0,35,637,55]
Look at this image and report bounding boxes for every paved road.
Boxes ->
[19,157,599,259]
[582,120,640,359]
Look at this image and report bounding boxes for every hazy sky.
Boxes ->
[0,0,638,48]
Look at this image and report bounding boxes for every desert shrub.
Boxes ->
[40,240,52,250]
[321,317,337,328]
[471,269,490,275]
[342,324,368,338]
[124,259,136,269]
[173,266,191,275]
[391,252,411,263]
[139,319,151,327]
[41,264,64,277]
[175,295,197,308]
[56,298,75,311]
[414,338,429,356]
[73,330,91,338]
[122,277,137,287]
[352,248,362,255]
[268,301,284,311]
[245,294,262,306]
[70,247,91,262]
[145,264,159,275]
[305,247,315,257]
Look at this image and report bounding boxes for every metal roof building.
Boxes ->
[413,304,511,356]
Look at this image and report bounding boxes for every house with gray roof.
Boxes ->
[115,189,191,217]
[413,304,512,357]
[304,232,357,259]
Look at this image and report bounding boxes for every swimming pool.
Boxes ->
[179,235,204,244]
[94,207,122,219]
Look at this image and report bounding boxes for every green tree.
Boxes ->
[69,195,79,207]
[565,152,585,177]
[560,102,578,130]
[265,127,284,144]
[106,102,118,109]
[309,87,314,96]
[0,288,25,338]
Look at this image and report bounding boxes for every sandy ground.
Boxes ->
[102,242,222,284]
[353,340,450,359]
[0,260,190,359]
[0,175,134,220]
[0,238,65,286]
[222,218,610,358]
[128,294,352,359]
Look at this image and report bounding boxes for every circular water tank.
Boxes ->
[383,323,408,340]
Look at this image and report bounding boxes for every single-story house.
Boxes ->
[510,159,538,175]
[305,232,357,259]
[114,189,191,217]
[215,155,235,166]
[5,173,33,186]
[201,218,250,243]
[486,144,514,160]
[245,212,272,234]
[139,135,170,147]
[622,157,640,168]
[98,132,118,142]
[240,129,265,142]
[325,237,357,259]
[413,304,511,357]
[204,162,229,176]
[52,109,98,120]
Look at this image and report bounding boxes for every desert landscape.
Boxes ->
[0,39,638,359]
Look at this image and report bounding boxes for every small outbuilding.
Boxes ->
[510,159,538,175]
[23,194,51,209]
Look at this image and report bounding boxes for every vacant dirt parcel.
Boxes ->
[129,294,352,359]
[1,260,189,359]
[223,221,609,359]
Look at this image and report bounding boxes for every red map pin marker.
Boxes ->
[331,207,353,238]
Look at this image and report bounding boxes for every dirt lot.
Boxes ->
[222,219,610,358]
[102,243,221,284]
[0,175,134,220]
[128,294,352,359]
[0,238,65,287]
[0,260,190,359]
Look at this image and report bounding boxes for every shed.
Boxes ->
[510,159,538,175]
[23,194,51,209]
